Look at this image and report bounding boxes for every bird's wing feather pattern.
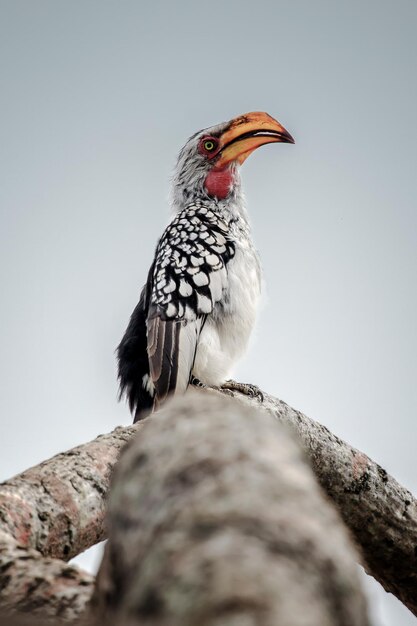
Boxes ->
[148,202,235,404]
[117,264,155,419]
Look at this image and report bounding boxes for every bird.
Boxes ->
[117,111,294,421]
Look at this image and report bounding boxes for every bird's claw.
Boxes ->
[220,380,264,402]
[190,377,264,402]
[190,376,207,389]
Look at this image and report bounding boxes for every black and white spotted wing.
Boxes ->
[147,202,235,406]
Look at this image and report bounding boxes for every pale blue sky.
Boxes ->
[1,2,416,624]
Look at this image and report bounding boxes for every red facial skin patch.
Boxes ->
[204,168,234,200]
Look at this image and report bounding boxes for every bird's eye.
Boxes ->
[199,136,219,156]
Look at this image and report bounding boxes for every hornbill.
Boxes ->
[117,112,294,421]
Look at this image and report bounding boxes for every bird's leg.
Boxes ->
[220,380,264,402]
[190,376,263,401]
[190,376,234,397]
[190,375,207,389]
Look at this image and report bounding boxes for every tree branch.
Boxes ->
[0,532,93,622]
[0,425,136,620]
[0,386,415,619]
[238,390,417,615]
[91,393,369,626]
[0,426,136,561]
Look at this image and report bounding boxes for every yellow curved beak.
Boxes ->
[215,111,294,169]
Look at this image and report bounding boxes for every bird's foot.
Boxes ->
[190,376,207,389]
[190,376,234,397]
[190,377,263,402]
[220,380,264,402]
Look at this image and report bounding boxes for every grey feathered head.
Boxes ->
[170,111,294,210]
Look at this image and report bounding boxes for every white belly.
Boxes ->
[192,243,261,385]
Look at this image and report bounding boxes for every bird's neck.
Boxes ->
[171,182,249,228]
[212,190,250,227]
[175,191,251,236]
[204,168,234,200]
[170,164,250,223]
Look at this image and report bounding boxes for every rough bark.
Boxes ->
[0,532,93,622]
[0,386,416,618]
[227,390,417,615]
[0,425,136,621]
[0,425,136,561]
[91,392,369,626]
